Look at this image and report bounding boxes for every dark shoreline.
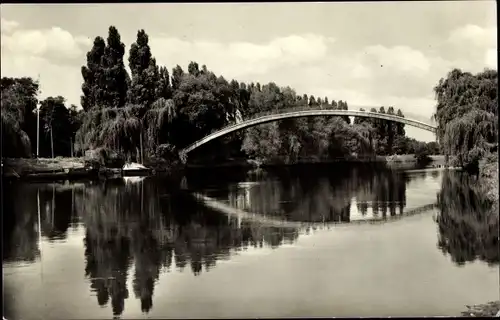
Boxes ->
[2,155,447,182]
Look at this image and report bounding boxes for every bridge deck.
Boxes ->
[182,109,437,155]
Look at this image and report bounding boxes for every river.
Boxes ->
[2,164,498,319]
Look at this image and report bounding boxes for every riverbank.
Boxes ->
[461,301,500,317]
[1,157,158,181]
[2,154,447,180]
[187,154,446,169]
[2,157,89,180]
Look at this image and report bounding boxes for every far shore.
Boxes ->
[1,154,447,181]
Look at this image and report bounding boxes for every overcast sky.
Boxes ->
[1,2,496,141]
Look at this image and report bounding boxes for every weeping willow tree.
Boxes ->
[142,98,176,156]
[75,99,177,162]
[433,68,498,170]
[443,109,498,170]
[75,105,143,161]
[1,86,32,158]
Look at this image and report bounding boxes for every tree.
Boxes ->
[187,61,200,76]
[386,106,396,154]
[127,29,158,109]
[81,36,106,111]
[69,105,84,156]
[396,109,406,137]
[1,77,40,155]
[1,82,34,157]
[338,100,350,124]
[331,100,338,110]
[308,95,316,106]
[433,68,498,171]
[101,26,129,109]
[171,65,184,92]
[155,66,172,100]
[39,96,72,158]
[143,98,176,155]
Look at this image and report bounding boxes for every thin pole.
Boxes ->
[36,73,41,158]
[50,128,54,159]
[37,105,40,158]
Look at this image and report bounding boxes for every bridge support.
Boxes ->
[179,151,188,164]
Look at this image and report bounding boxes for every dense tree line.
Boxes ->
[2,25,445,163]
[74,26,425,164]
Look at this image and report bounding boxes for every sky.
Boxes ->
[0,2,497,142]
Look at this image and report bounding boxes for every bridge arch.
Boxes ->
[180,109,437,156]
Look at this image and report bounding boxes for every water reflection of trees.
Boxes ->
[223,165,410,223]
[3,182,85,263]
[435,171,499,266]
[78,178,299,317]
[2,182,41,263]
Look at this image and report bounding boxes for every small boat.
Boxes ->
[122,162,152,176]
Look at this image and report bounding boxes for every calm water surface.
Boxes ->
[3,164,498,319]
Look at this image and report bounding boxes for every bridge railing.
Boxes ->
[217,106,393,136]
[184,105,410,154]
[239,105,407,126]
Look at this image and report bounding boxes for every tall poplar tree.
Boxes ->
[101,26,129,109]
[81,36,106,111]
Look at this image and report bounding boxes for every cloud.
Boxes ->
[485,48,497,69]
[1,20,92,61]
[0,18,19,33]
[1,20,92,106]
[1,53,83,107]
[448,24,496,48]
[149,34,333,79]
[359,45,431,76]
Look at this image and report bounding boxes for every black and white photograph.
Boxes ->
[1,1,498,318]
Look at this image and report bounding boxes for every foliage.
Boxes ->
[433,68,498,171]
[84,147,126,169]
[1,77,40,157]
[81,37,106,111]
[39,96,73,157]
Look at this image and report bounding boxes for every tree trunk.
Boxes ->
[70,137,74,158]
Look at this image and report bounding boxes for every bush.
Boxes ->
[84,147,125,169]
[155,143,179,162]
[414,145,431,164]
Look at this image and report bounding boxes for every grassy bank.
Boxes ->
[2,157,85,175]
[2,156,182,180]
[3,154,447,178]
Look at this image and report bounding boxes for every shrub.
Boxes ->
[84,147,125,168]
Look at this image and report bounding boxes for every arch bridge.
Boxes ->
[180,108,437,158]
